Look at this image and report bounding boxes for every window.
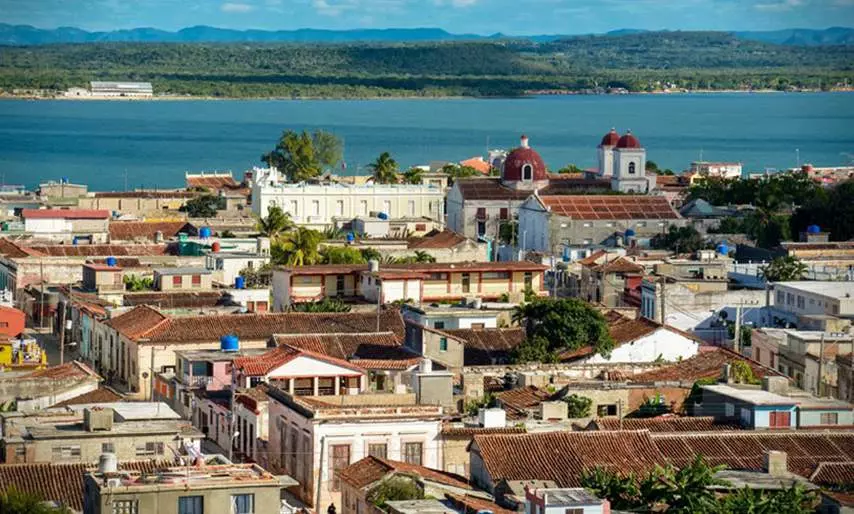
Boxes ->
[596,404,617,417]
[787,293,794,306]
[628,162,636,174]
[754,347,761,363]
[336,200,344,216]
[403,442,422,465]
[797,296,805,309]
[524,272,533,289]
[135,442,164,456]
[476,207,487,219]
[725,402,735,417]
[482,271,510,280]
[461,273,471,293]
[522,164,533,181]
[499,208,509,220]
[336,275,346,295]
[368,443,388,459]
[383,200,391,214]
[820,412,839,425]
[565,509,584,514]
[290,200,299,217]
[433,321,445,330]
[605,222,615,228]
[330,444,351,491]
[102,442,115,453]
[178,496,203,514]
[191,275,202,287]
[232,494,254,514]
[428,272,449,281]
[777,291,785,304]
[583,222,593,228]
[52,445,81,459]
[112,500,138,514]
[439,337,448,352]
[312,200,320,216]
[408,200,416,217]
[360,200,368,216]
[476,221,486,237]
[636,222,646,228]
[172,275,183,288]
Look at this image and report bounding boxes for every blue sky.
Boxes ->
[2,0,853,34]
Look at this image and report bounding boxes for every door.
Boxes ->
[330,444,351,491]
[461,273,471,294]
[770,410,791,428]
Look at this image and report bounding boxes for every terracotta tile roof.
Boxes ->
[186,174,240,190]
[338,456,472,491]
[825,491,854,507]
[280,261,548,276]
[51,386,124,407]
[539,195,681,220]
[110,309,406,344]
[445,493,517,514]
[588,416,743,432]
[233,344,365,376]
[273,330,419,369]
[810,461,854,487]
[495,386,552,419]
[455,178,610,201]
[23,361,100,380]
[407,230,470,250]
[109,221,189,242]
[122,291,228,308]
[444,327,525,366]
[26,244,173,257]
[652,431,854,482]
[460,157,492,174]
[589,256,644,274]
[576,250,608,266]
[83,263,122,272]
[441,426,526,437]
[473,430,664,486]
[630,346,783,383]
[22,209,110,219]
[236,384,270,414]
[0,460,169,511]
[95,191,196,199]
[0,238,41,258]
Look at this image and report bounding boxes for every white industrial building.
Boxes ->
[89,81,153,97]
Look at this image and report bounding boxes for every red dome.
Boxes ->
[617,132,642,149]
[502,146,548,182]
[600,128,619,147]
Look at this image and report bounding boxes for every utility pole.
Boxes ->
[658,277,666,325]
[149,346,156,401]
[817,332,826,397]
[58,301,66,365]
[376,285,381,333]
[734,302,743,354]
[39,259,45,331]
[228,360,236,462]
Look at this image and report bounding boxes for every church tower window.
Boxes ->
[522,164,533,181]
[628,162,636,175]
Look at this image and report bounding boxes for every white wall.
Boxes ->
[270,356,362,379]
[518,197,550,252]
[25,218,71,234]
[583,328,699,364]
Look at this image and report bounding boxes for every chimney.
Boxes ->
[764,450,787,477]
[520,135,529,149]
[154,231,163,244]
[721,364,733,384]
[762,376,789,396]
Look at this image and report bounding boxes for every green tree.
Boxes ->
[722,484,817,514]
[360,248,383,262]
[511,298,613,363]
[652,225,705,254]
[256,205,294,238]
[440,164,481,185]
[367,477,424,510]
[499,220,518,245]
[759,255,808,282]
[183,194,220,218]
[557,164,584,174]
[239,263,273,287]
[412,250,436,263]
[369,152,400,184]
[262,129,342,182]
[321,246,367,264]
[0,487,72,514]
[273,227,324,266]
[563,394,593,418]
[123,275,154,291]
[790,181,854,241]
[401,167,424,185]
[710,217,746,234]
[289,298,352,312]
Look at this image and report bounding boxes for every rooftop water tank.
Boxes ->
[376,212,389,220]
[346,232,355,243]
[716,243,729,255]
[105,256,117,267]
[625,229,636,237]
[235,276,245,290]
[220,334,239,353]
[807,224,821,234]
[199,227,212,239]
[211,241,221,252]
[98,453,118,474]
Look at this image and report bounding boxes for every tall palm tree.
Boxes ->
[256,205,294,238]
[275,227,323,266]
[369,152,400,184]
[412,250,436,263]
[401,167,424,185]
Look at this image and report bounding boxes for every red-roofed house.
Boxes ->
[22,209,111,243]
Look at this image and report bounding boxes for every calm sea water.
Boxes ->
[0,93,852,190]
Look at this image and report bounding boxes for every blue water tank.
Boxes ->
[61,177,68,184]
[807,224,821,234]
[199,226,212,239]
[72,236,79,246]
[346,232,355,243]
[377,212,389,220]
[220,334,239,352]
[625,229,636,237]
[235,276,245,290]
[716,243,729,255]
[105,256,117,267]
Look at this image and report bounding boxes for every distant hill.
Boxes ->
[1,23,852,46]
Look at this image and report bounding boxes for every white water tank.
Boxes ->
[478,408,506,428]
[419,358,433,373]
[98,453,118,474]
[368,259,380,273]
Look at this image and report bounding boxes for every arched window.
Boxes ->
[522,164,533,181]
[628,162,636,174]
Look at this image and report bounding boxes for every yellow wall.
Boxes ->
[292,275,324,299]
[323,275,357,297]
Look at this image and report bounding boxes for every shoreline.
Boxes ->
[2,88,852,102]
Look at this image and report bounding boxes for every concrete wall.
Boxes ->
[85,480,282,514]
[582,329,699,365]
[155,272,213,291]
[799,408,854,428]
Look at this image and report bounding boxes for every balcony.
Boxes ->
[475,211,489,221]
[182,374,213,388]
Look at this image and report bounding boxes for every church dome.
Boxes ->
[502,135,548,182]
[600,128,620,147]
[617,131,642,149]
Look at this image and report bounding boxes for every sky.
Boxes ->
[1,0,853,35]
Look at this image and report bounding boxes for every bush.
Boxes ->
[564,394,593,418]
[367,477,424,510]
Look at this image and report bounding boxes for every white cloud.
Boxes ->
[220,2,254,12]
[754,0,805,11]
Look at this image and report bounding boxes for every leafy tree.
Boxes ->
[790,181,854,241]
[722,484,817,514]
[401,167,424,185]
[563,394,593,418]
[730,360,760,384]
[440,164,481,185]
[273,227,324,266]
[239,263,273,287]
[511,298,613,363]
[464,393,495,415]
[645,160,660,174]
[360,248,383,262]
[321,246,367,264]
[744,210,791,249]
[709,217,746,234]
[289,298,351,312]
[256,205,293,238]
[367,477,424,510]
[499,220,518,245]
[393,251,437,265]
[262,129,342,182]
[183,194,220,218]
[557,164,584,174]
[369,152,400,184]
[635,392,671,418]
[0,487,72,514]
[759,255,808,282]
[652,225,704,254]
[123,275,153,291]
[220,230,237,238]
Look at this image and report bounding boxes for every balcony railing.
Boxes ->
[475,212,489,220]
[183,375,213,387]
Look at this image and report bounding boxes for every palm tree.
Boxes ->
[760,255,808,282]
[256,205,293,238]
[274,227,323,266]
[369,152,400,184]
[412,250,436,263]
[401,167,424,185]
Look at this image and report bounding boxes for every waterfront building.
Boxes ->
[89,81,153,97]
[21,208,111,243]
